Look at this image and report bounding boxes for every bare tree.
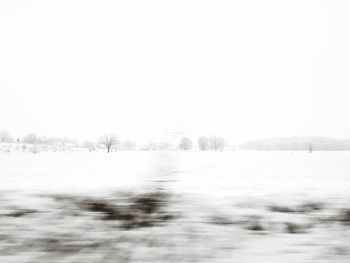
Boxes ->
[99,133,119,153]
[208,135,225,151]
[179,137,193,151]
[22,133,40,144]
[81,140,96,150]
[198,136,209,151]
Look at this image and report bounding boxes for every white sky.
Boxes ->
[1,0,350,144]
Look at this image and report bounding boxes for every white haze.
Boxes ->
[1,0,350,144]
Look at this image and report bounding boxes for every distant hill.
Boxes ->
[238,137,350,151]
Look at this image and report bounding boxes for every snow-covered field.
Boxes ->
[0,151,350,262]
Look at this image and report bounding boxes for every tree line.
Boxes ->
[97,134,228,153]
[0,130,229,153]
[0,130,79,145]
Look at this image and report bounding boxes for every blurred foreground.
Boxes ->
[0,152,350,262]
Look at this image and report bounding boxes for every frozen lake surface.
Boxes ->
[0,151,350,262]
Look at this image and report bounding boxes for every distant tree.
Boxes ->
[179,137,193,151]
[0,130,14,143]
[146,141,157,151]
[38,136,47,144]
[157,141,171,151]
[208,135,225,151]
[198,136,209,151]
[22,133,39,144]
[81,140,96,150]
[143,141,171,151]
[45,137,78,146]
[121,140,137,151]
[308,144,313,153]
[99,133,119,153]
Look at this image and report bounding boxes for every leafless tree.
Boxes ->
[22,133,40,144]
[208,135,225,151]
[179,137,193,151]
[198,136,209,151]
[81,140,96,150]
[99,133,119,153]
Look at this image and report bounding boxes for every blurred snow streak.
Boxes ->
[0,152,350,262]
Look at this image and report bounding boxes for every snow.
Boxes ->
[0,151,350,262]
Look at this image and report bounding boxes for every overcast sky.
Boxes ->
[1,0,349,144]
